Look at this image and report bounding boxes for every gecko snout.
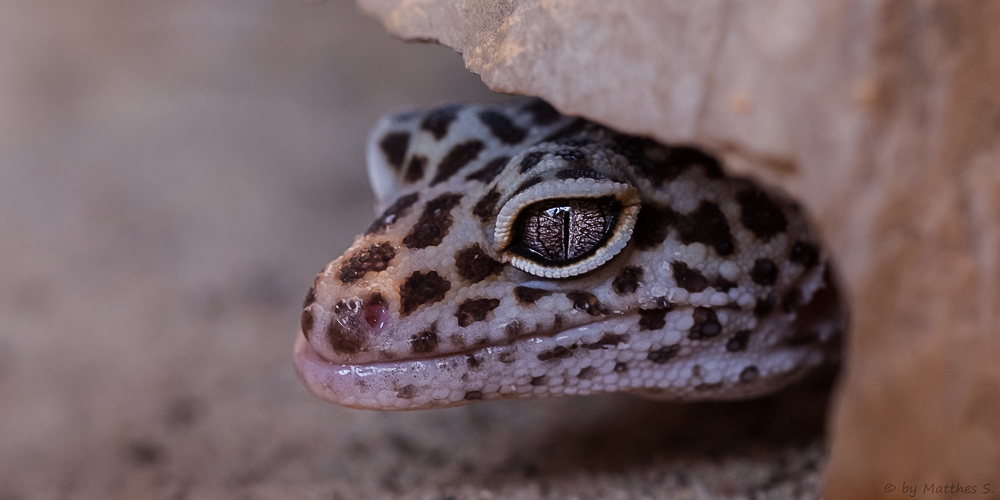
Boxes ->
[302,291,390,364]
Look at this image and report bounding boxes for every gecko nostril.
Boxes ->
[364,293,389,330]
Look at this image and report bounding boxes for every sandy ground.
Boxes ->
[0,1,835,498]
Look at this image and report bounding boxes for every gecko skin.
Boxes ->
[295,99,842,410]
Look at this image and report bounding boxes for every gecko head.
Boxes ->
[295,102,842,410]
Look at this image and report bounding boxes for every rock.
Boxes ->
[358,0,1000,496]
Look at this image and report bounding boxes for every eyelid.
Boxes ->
[493,178,640,279]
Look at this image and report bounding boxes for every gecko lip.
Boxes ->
[294,313,640,410]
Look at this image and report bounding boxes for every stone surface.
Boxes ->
[358,0,1000,497]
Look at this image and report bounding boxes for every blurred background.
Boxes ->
[0,1,832,498]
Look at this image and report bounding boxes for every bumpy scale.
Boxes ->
[295,99,842,410]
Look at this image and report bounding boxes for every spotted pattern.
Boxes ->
[738,188,788,240]
[670,261,708,293]
[420,104,461,140]
[399,271,451,316]
[404,155,426,183]
[454,244,502,283]
[750,259,778,286]
[378,132,409,171]
[339,242,395,284]
[402,193,463,249]
[674,201,734,256]
[367,193,419,235]
[431,141,484,186]
[513,286,551,304]
[566,291,607,316]
[790,241,820,269]
[612,266,642,295]
[410,326,439,354]
[466,156,511,183]
[471,189,500,222]
[298,99,841,411]
[455,298,501,327]
[478,110,527,145]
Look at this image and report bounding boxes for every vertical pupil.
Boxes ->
[513,197,619,264]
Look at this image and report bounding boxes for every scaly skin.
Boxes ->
[295,99,842,410]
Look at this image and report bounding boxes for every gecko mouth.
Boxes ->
[294,313,647,410]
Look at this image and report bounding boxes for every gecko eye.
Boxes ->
[494,179,640,278]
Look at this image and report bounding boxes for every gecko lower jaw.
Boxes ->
[293,314,649,410]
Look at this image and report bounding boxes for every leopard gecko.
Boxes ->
[295,98,841,410]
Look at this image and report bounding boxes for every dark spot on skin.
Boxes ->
[339,242,396,283]
[165,397,200,429]
[465,156,511,183]
[127,440,164,466]
[472,189,501,222]
[327,319,366,355]
[739,366,760,383]
[713,277,737,292]
[503,320,524,338]
[577,367,596,380]
[674,201,735,256]
[464,390,483,400]
[613,138,722,184]
[638,307,673,331]
[514,286,552,304]
[396,385,417,399]
[671,261,708,293]
[782,287,802,313]
[612,266,643,295]
[666,146,724,178]
[632,204,677,249]
[530,375,548,386]
[478,110,527,144]
[404,155,426,183]
[431,140,485,186]
[653,296,674,309]
[566,291,608,316]
[466,355,481,369]
[585,333,628,349]
[519,151,547,173]
[555,168,604,180]
[420,104,461,140]
[553,148,587,168]
[790,241,820,269]
[511,176,543,197]
[726,330,751,352]
[399,271,452,316]
[536,345,572,361]
[367,192,419,235]
[647,345,680,364]
[688,307,722,340]
[402,193,463,249]
[454,244,503,283]
[614,362,628,373]
[541,118,588,143]
[378,132,409,171]
[449,334,467,349]
[785,329,819,346]
[750,259,779,286]
[498,352,516,363]
[410,326,439,354]
[522,98,561,125]
[455,298,500,327]
[754,292,778,318]
[737,188,788,240]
